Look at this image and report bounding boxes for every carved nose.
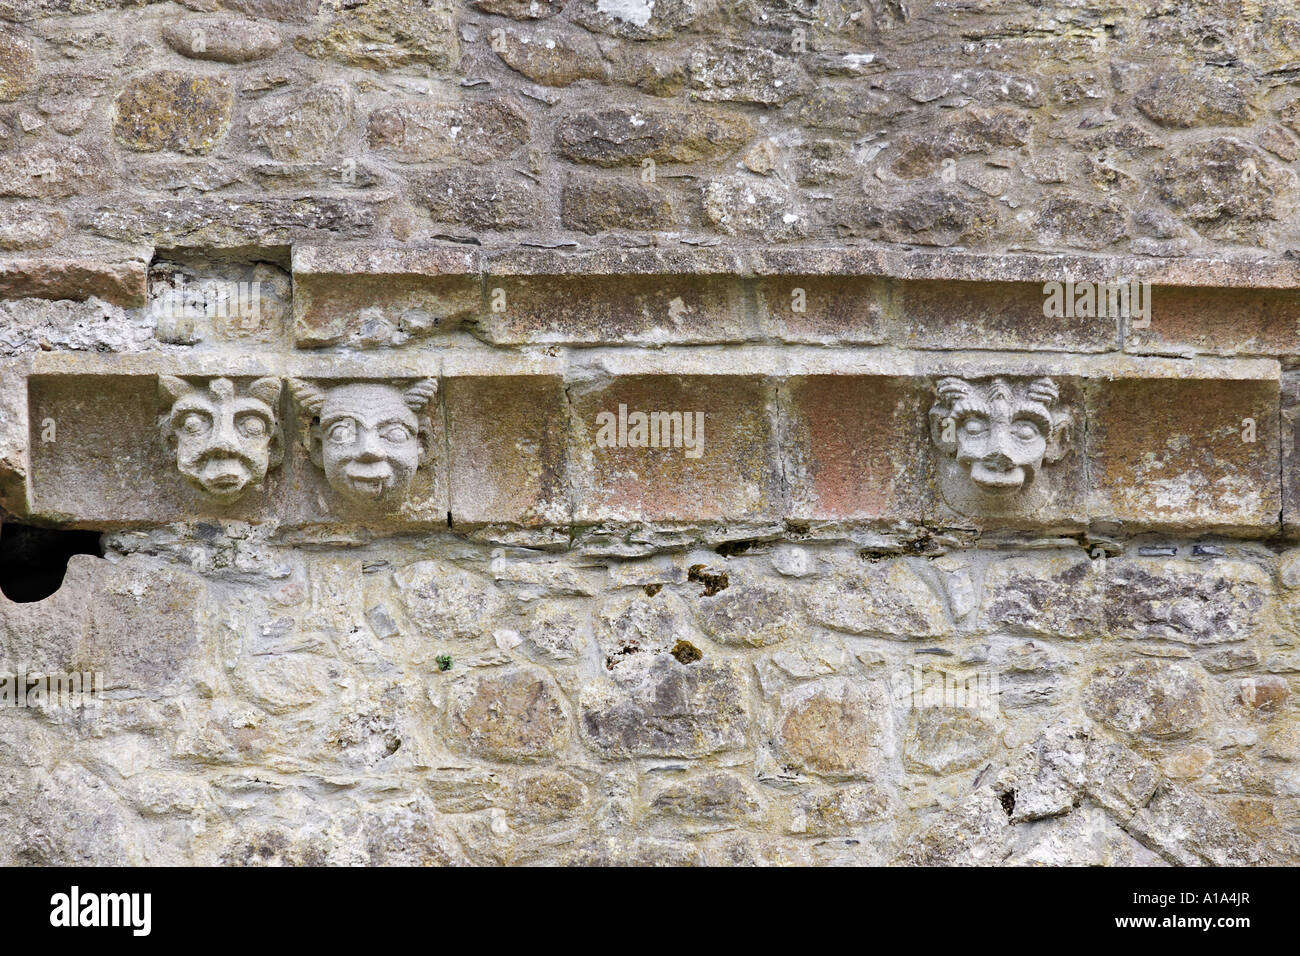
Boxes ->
[355,430,385,462]
[206,417,242,455]
[981,451,1014,471]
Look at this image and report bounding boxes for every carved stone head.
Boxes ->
[159,375,283,502]
[929,376,1073,515]
[289,379,437,508]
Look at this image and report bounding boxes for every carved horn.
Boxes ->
[934,377,971,405]
[287,378,327,418]
[403,378,438,413]
[247,377,282,408]
[158,374,193,407]
[1025,377,1059,405]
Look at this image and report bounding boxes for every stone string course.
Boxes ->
[1,0,1300,867]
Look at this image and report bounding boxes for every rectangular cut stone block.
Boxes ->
[569,374,781,524]
[1087,373,1280,534]
[1282,371,1300,537]
[892,280,1118,352]
[26,371,450,528]
[1126,286,1300,357]
[758,277,888,344]
[294,273,481,347]
[782,374,928,522]
[444,375,569,527]
[483,275,753,345]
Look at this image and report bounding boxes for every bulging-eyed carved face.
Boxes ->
[162,376,282,502]
[931,376,1069,500]
[316,384,423,506]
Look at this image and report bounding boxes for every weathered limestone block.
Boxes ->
[1127,785,1265,865]
[568,373,780,524]
[579,657,750,758]
[978,552,1102,638]
[248,83,353,162]
[1086,369,1280,534]
[774,677,894,778]
[393,559,506,643]
[162,16,281,62]
[696,575,801,647]
[1083,660,1210,738]
[649,772,763,822]
[449,666,569,762]
[113,71,234,154]
[804,560,952,639]
[367,97,529,163]
[553,105,753,166]
[1102,557,1272,644]
[445,373,569,527]
[294,0,458,70]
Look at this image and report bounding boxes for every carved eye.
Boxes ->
[960,417,988,436]
[380,423,412,443]
[179,412,211,436]
[237,414,268,438]
[1011,420,1042,441]
[327,420,356,443]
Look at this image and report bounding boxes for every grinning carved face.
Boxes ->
[160,376,282,502]
[930,376,1071,503]
[290,379,437,509]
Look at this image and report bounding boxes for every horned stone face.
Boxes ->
[929,376,1072,513]
[160,376,282,502]
[290,379,437,509]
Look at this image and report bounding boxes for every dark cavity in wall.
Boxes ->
[0,522,103,603]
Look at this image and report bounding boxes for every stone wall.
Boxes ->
[1,0,1300,866]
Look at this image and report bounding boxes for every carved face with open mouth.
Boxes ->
[930,375,1072,512]
[291,378,437,510]
[161,376,282,502]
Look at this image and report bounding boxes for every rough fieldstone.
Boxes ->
[978,553,1102,638]
[0,142,103,199]
[495,29,605,86]
[688,42,811,106]
[0,28,34,101]
[421,166,544,231]
[393,559,506,642]
[701,176,807,241]
[1128,785,1263,865]
[449,667,569,761]
[367,98,529,163]
[790,784,891,834]
[161,16,281,62]
[579,657,749,758]
[898,790,1012,866]
[247,82,352,162]
[903,706,1002,775]
[776,677,893,778]
[554,105,753,166]
[472,0,566,17]
[697,578,801,647]
[804,561,951,639]
[1033,195,1127,249]
[0,206,64,249]
[560,176,674,233]
[1134,71,1257,128]
[890,108,1032,177]
[838,185,999,247]
[1154,137,1295,241]
[1102,558,1270,645]
[113,71,234,154]
[650,772,762,821]
[1083,660,1210,737]
[294,0,458,70]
